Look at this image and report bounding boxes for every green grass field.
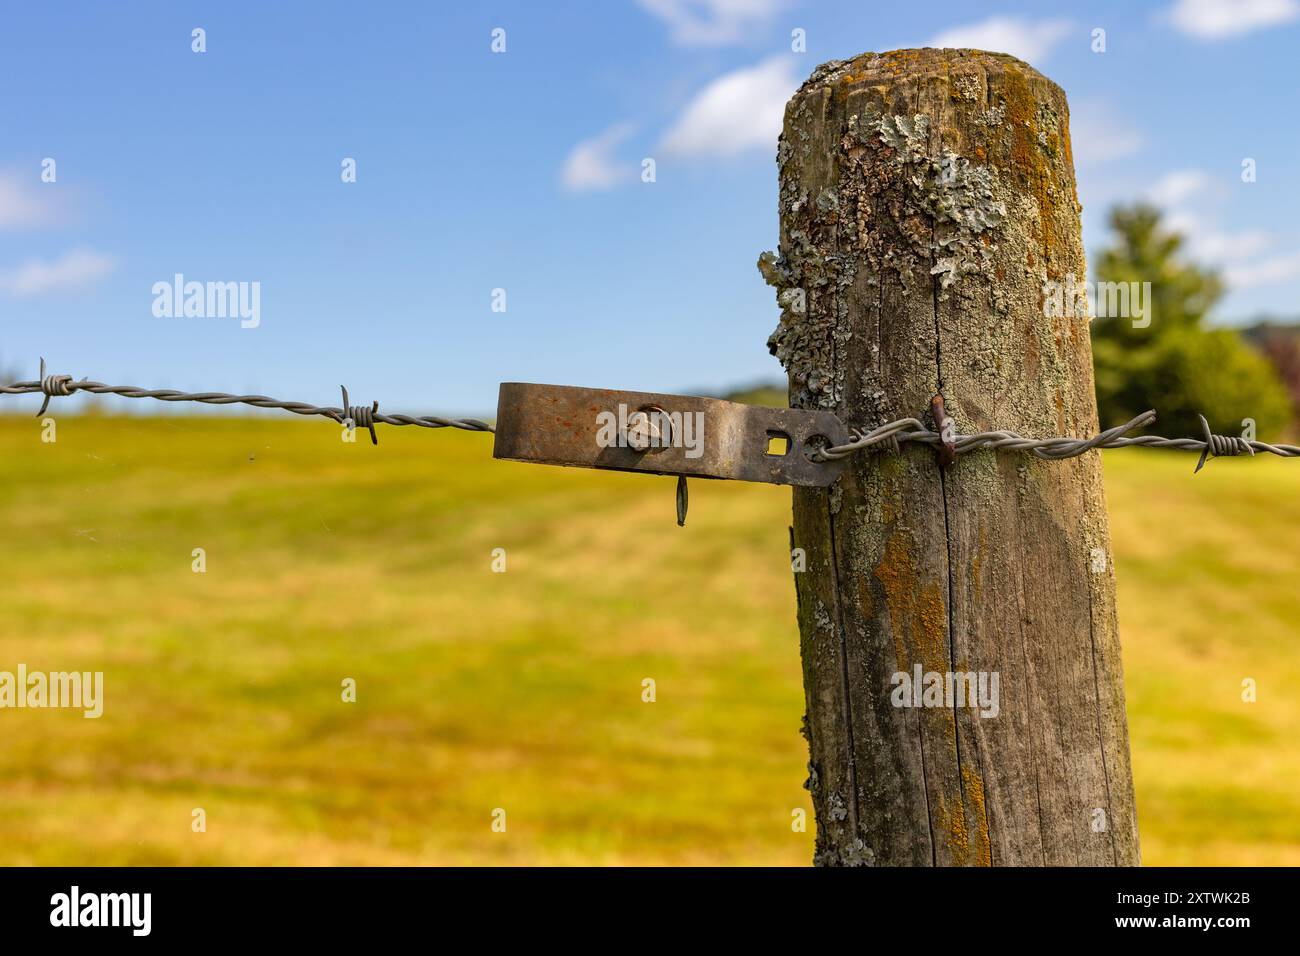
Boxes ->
[1,413,1297,865]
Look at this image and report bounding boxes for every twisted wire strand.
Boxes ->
[818,409,1300,471]
[4,360,1296,471]
[0,359,493,438]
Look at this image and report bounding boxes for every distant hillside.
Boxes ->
[722,382,788,407]
[1241,320,1300,420]
[1241,318,1300,348]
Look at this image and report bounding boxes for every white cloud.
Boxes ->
[638,0,785,46]
[1159,205,1288,289]
[926,16,1073,65]
[1192,226,1274,262]
[0,170,65,230]
[1147,169,1213,206]
[1224,249,1300,288]
[1069,100,1145,165]
[562,122,637,192]
[0,247,116,296]
[658,55,799,158]
[1162,208,1203,236]
[1165,207,1265,257]
[1165,0,1299,39]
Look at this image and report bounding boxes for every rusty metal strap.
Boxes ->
[492,383,848,487]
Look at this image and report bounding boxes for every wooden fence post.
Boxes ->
[764,49,1140,865]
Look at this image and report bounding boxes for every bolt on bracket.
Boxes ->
[492,383,849,487]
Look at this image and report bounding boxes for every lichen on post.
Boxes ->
[763,49,1140,866]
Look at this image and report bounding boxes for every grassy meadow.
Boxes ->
[0,412,1297,865]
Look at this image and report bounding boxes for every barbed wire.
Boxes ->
[816,409,1300,473]
[2,359,1297,474]
[0,358,493,445]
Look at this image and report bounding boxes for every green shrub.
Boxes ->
[1093,328,1291,439]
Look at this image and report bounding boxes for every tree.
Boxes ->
[1091,204,1291,439]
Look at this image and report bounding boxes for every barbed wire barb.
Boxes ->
[339,384,380,444]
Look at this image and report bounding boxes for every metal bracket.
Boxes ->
[492,383,849,487]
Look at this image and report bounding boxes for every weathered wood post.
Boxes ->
[763,49,1140,865]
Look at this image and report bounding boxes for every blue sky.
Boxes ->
[2,0,1299,415]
